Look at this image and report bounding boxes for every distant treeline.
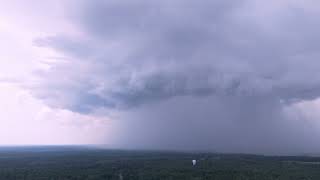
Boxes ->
[0,147,319,180]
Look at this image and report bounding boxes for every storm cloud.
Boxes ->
[31,0,320,154]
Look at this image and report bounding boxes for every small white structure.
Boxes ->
[192,159,197,166]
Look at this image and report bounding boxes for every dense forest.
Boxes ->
[0,146,319,180]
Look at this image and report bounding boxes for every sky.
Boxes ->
[1,0,320,155]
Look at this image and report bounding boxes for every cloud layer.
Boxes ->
[30,0,320,154]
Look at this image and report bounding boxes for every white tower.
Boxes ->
[192,159,197,166]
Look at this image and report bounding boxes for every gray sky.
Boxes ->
[1,0,320,155]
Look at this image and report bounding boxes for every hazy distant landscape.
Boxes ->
[0,146,319,180]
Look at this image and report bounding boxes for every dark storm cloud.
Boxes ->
[31,0,320,154]
[35,0,320,110]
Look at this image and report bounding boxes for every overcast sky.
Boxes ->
[1,0,320,155]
